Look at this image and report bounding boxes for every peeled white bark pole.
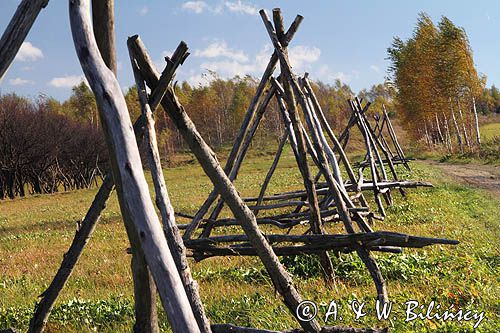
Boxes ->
[472,97,481,145]
[69,1,199,332]
[0,0,49,80]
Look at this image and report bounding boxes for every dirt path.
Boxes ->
[424,160,500,198]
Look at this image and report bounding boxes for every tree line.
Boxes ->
[8,33,494,200]
[0,93,107,199]
[122,74,379,160]
[387,13,493,152]
[3,75,385,199]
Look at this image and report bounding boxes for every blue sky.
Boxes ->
[1,0,498,101]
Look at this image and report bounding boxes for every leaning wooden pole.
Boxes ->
[262,11,388,301]
[130,51,211,333]
[128,35,321,332]
[91,0,116,74]
[92,1,159,330]
[254,131,288,216]
[0,0,49,80]
[28,175,114,333]
[183,16,303,240]
[69,1,199,332]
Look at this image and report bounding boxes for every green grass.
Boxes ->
[0,150,499,332]
[480,122,500,141]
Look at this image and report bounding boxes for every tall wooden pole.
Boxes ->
[130,50,211,332]
[0,0,49,80]
[91,1,159,330]
[128,35,322,332]
[91,0,117,74]
[69,1,199,331]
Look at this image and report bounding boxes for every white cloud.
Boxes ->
[370,65,380,73]
[332,72,351,83]
[194,41,248,62]
[181,1,207,14]
[181,0,255,15]
[9,77,35,86]
[288,45,321,71]
[186,43,323,85]
[200,60,255,78]
[49,75,87,88]
[15,42,43,62]
[315,64,357,84]
[187,72,213,87]
[224,1,258,15]
[254,43,273,72]
[139,6,149,16]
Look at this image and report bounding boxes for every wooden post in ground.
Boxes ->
[261,10,387,303]
[0,0,49,80]
[128,35,322,332]
[92,1,158,330]
[382,105,410,171]
[183,15,303,240]
[254,131,288,216]
[130,48,211,332]
[28,175,114,333]
[271,8,335,282]
[70,1,200,331]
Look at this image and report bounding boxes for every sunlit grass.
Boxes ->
[0,151,498,332]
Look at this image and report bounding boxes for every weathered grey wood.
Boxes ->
[302,77,357,188]
[191,245,403,259]
[302,78,373,228]
[93,1,159,330]
[130,52,211,332]
[91,0,116,74]
[185,231,458,248]
[211,324,389,333]
[69,2,199,331]
[351,101,385,216]
[472,97,481,146]
[262,10,389,302]
[204,85,277,226]
[382,105,410,171]
[128,35,321,332]
[0,0,49,80]
[183,15,303,240]
[28,175,114,333]
[271,8,334,285]
[357,102,405,198]
[241,181,432,204]
[30,3,155,331]
[131,249,159,333]
[354,99,393,206]
[254,132,289,216]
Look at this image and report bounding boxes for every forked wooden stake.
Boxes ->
[183,15,304,240]
[128,35,322,332]
[0,0,49,80]
[69,1,199,331]
[129,46,211,332]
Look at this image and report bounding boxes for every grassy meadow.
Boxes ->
[0,145,499,332]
